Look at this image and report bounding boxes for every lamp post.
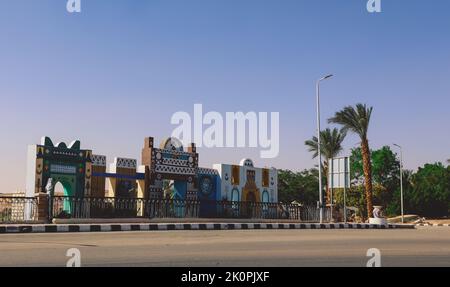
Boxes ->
[393,143,404,223]
[316,74,333,223]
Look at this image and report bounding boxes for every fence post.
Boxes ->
[34,193,50,222]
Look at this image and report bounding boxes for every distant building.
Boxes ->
[213,158,278,203]
[0,192,32,221]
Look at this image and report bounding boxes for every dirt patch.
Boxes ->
[426,219,450,224]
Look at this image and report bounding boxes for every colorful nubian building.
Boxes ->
[26,136,278,217]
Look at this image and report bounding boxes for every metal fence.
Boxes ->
[0,197,37,223]
[1,196,330,223]
[50,197,201,219]
[50,196,329,222]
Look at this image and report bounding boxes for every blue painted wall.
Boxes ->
[197,173,220,217]
[173,181,187,199]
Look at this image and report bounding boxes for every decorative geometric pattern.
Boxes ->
[162,158,188,167]
[199,176,214,196]
[198,167,219,176]
[91,154,106,166]
[149,140,198,184]
[51,150,79,157]
[155,164,196,175]
[153,148,195,158]
[114,158,137,169]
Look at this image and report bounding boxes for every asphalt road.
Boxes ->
[0,227,449,267]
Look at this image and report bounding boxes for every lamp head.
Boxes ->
[319,74,334,81]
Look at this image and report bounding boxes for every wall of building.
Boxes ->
[91,155,107,197]
[213,159,278,203]
[26,137,279,205]
[107,158,137,198]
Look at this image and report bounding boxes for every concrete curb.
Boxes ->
[0,223,414,234]
[416,223,450,227]
[51,218,321,224]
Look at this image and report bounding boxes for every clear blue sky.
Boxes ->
[0,0,449,192]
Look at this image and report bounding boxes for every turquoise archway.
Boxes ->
[51,175,76,215]
[60,181,73,214]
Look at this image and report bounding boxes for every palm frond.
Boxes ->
[328,103,372,140]
[304,128,347,160]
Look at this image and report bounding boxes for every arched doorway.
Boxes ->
[247,192,256,202]
[231,188,240,202]
[262,190,269,203]
[54,181,73,197]
[54,182,65,196]
[244,191,257,218]
[50,177,75,216]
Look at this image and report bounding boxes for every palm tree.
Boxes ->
[328,103,374,218]
[305,128,347,204]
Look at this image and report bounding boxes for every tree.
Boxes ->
[350,146,399,184]
[305,128,347,203]
[278,169,320,205]
[386,169,413,216]
[329,103,374,218]
[335,146,401,218]
[407,163,450,217]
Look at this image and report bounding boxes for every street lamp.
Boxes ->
[316,74,333,223]
[393,143,404,223]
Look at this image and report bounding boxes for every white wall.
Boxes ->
[25,145,37,198]
[214,162,278,203]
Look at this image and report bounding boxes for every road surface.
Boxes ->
[0,227,449,267]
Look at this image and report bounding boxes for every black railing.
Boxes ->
[50,196,328,222]
[51,196,202,219]
[0,197,37,223]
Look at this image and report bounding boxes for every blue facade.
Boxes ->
[173,181,187,199]
[197,170,220,217]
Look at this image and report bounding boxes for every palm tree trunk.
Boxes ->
[324,160,330,204]
[361,138,373,218]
